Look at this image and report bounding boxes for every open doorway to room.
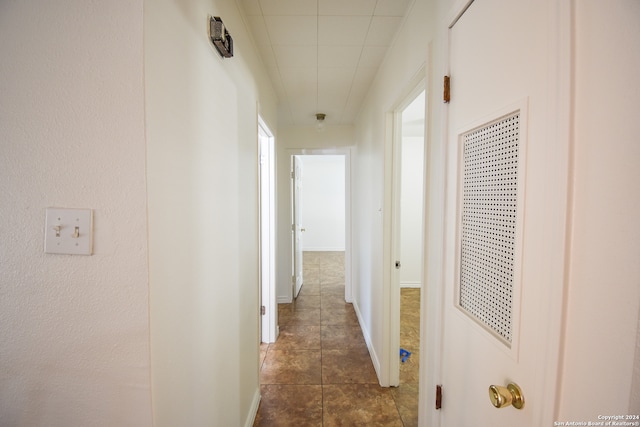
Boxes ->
[397,88,425,390]
[386,87,426,424]
[291,154,347,301]
[286,150,351,306]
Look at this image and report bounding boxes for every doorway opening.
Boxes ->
[383,82,426,422]
[290,153,349,302]
[395,89,426,394]
[289,149,351,302]
[259,117,276,344]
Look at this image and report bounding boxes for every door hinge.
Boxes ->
[291,170,295,179]
[292,224,295,231]
[435,384,443,410]
[443,75,450,103]
[261,305,266,315]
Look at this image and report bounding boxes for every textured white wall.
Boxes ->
[300,155,346,252]
[560,0,640,418]
[145,0,277,425]
[0,1,152,426]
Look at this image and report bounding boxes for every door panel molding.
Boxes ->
[452,100,529,362]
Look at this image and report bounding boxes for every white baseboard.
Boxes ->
[400,281,422,289]
[352,299,382,385]
[277,295,291,304]
[302,247,346,252]
[244,388,261,427]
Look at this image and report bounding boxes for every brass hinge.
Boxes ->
[436,384,443,410]
[261,305,266,315]
[443,76,450,103]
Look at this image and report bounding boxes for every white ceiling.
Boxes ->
[238,0,412,127]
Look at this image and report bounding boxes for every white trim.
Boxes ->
[258,116,277,344]
[535,1,573,424]
[352,297,383,384]
[285,148,353,303]
[382,65,427,388]
[448,0,475,29]
[382,110,398,387]
[302,247,346,252]
[244,388,261,427]
[419,36,446,427]
[451,100,528,362]
[400,281,422,289]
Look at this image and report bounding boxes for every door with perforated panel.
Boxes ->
[440,0,569,425]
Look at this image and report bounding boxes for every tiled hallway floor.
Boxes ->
[254,252,420,426]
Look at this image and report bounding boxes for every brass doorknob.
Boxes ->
[488,382,524,409]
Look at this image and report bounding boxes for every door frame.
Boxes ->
[381,67,427,387]
[286,148,352,303]
[258,116,277,343]
[291,155,304,299]
[421,0,573,425]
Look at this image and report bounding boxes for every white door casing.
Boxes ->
[285,149,353,305]
[388,84,427,388]
[259,118,276,343]
[292,155,304,298]
[439,0,571,425]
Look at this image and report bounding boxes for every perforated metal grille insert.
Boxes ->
[459,113,520,343]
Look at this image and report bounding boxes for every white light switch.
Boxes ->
[44,208,93,255]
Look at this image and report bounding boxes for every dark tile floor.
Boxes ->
[254,251,420,426]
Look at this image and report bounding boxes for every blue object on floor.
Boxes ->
[400,348,411,363]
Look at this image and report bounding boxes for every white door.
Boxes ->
[292,155,304,298]
[441,0,569,425]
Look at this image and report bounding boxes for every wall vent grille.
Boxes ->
[459,113,520,343]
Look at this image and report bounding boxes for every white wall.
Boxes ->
[560,0,640,418]
[399,91,426,288]
[144,0,277,425]
[300,155,346,252]
[400,136,424,287]
[0,1,152,426]
[351,0,437,384]
[276,126,354,301]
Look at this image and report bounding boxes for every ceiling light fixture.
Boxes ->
[316,113,326,132]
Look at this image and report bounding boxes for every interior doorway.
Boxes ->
[287,149,352,305]
[386,85,426,393]
[259,117,276,344]
[291,154,348,300]
[396,90,426,395]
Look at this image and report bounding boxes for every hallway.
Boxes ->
[254,252,419,426]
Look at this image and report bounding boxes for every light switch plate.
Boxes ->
[44,208,93,255]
